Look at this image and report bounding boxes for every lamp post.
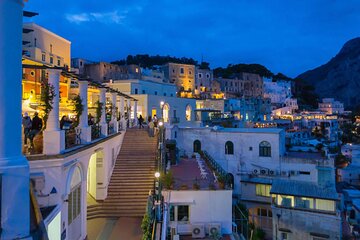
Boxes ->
[154,171,161,221]
[160,101,165,119]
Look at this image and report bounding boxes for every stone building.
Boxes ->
[162,63,196,96]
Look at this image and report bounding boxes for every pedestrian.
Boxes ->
[138,115,144,129]
[22,112,32,146]
[153,115,158,128]
[147,115,152,124]
[60,116,66,130]
[148,120,154,137]
[28,112,43,149]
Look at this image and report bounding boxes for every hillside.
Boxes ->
[297,37,360,108]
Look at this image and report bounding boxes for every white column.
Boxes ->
[78,81,91,142]
[119,96,126,130]
[0,0,30,239]
[127,99,131,127]
[99,88,108,136]
[134,100,138,120]
[43,69,65,154]
[110,92,118,133]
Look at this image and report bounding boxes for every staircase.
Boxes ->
[87,128,157,219]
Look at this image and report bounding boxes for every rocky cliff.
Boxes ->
[297,37,360,107]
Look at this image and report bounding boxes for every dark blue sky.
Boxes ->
[24,0,360,77]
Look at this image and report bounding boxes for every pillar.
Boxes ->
[127,99,131,127]
[0,0,31,238]
[119,96,126,130]
[43,69,65,154]
[134,100,138,120]
[110,92,118,133]
[78,81,91,142]
[99,88,108,136]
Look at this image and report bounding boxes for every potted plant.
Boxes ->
[161,171,175,190]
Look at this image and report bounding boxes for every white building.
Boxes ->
[22,22,71,68]
[263,78,292,105]
[319,98,345,115]
[108,79,197,125]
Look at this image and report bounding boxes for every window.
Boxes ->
[50,44,53,53]
[256,184,271,197]
[315,199,335,212]
[257,208,272,217]
[249,147,253,151]
[189,70,192,75]
[180,68,184,74]
[42,53,46,62]
[80,61,83,66]
[281,232,288,240]
[225,141,234,155]
[295,197,314,209]
[50,56,53,64]
[30,71,35,77]
[169,205,189,222]
[57,59,61,66]
[198,73,202,78]
[174,131,177,138]
[135,89,138,94]
[177,205,189,221]
[277,195,294,207]
[259,141,271,157]
[155,91,158,95]
[164,93,167,96]
[206,74,210,79]
[142,90,145,94]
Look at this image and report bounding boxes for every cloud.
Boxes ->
[65,11,126,24]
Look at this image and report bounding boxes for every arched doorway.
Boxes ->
[186,105,192,121]
[87,150,104,199]
[67,165,82,240]
[193,140,201,153]
[163,103,170,123]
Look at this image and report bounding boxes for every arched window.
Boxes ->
[186,105,192,121]
[259,141,271,157]
[225,141,234,155]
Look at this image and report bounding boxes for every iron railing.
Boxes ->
[201,150,233,188]
[108,123,115,135]
[91,124,101,141]
[233,204,249,239]
[65,128,81,149]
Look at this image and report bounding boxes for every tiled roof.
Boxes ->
[270,179,339,200]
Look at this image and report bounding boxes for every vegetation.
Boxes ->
[72,94,83,127]
[335,153,350,167]
[141,213,152,240]
[161,171,174,189]
[213,63,273,78]
[293,78,319,109]
[95,100,104,124]
[40,81,56,130]
[112,54,198,68]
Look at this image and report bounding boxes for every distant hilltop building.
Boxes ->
[214,72,263,99]
[162,62,196,97]
[263,77,292,105]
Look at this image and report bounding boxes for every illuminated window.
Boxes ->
[295,197,314,209]
[315,199,335,212]
[259,141,271,157]
[256,184,271,197]
[277,195,294,207]
[185,105,191,121]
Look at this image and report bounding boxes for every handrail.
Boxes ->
[201,151,232,188]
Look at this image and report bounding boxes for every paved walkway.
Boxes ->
[87,217,142,240]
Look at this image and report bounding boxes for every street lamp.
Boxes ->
[154,171,161,221]
[160,101,165,119]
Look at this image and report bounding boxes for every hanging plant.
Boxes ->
[73,94,84,127]
[95,100,104,124]
[40,81,56,130]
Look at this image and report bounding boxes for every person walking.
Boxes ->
[29,112,43,149]
[138,115,144,129]
[22,112,32,146]
[148,120,154,137]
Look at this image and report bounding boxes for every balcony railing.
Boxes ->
[65,128,81,149]
[23,131,43,155]
[108,123,115,135]
[91,124,101,141]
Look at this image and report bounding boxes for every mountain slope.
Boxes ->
[297,37,360,107]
